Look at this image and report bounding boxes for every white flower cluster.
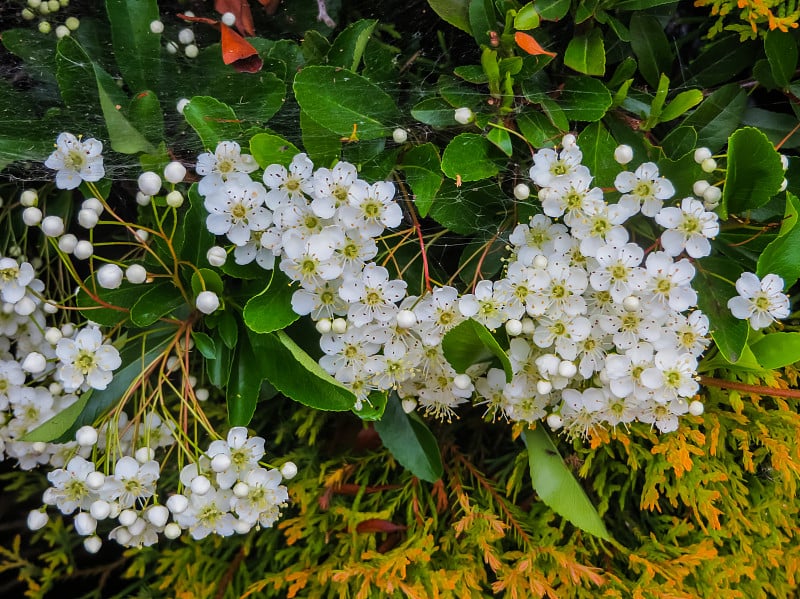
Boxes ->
[31,426,289,550]
[195,137,725,433]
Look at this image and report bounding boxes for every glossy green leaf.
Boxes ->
[695,257,748,364]
[401,143,443,217]
[300,110,341,166]
[684,36,756,88]
[487,126,513,156]
[55,36,96,112]
[128,90,164,145]
[722,127,784,218]
[630,12,673,87]
[534,0,570,21]
[105,0,160,92]
[750,332,800,369]
[441,133,501,182]
[427,0,471,33]
[514,3,540,29]
[327,19,377,71]
[22,394,91,443]
[208,335,233,389]
[353,391,388,421]
[757,193,800,288]
[94,64,155,155]
[412,97,460,127]
[742,106,800,150]
[661,126,698,160]
[206,69,286,126]
[560,76,612,122]
[765,30,797,89]
[682,84,747,152]
[524,427,611,540]
[577,122,618,187]
[76,277,138,326]
[374,393,443,482]
[249,330,356,411]
[249,133,301,169]
[294,66,399,141]
[564,29,605,76]
[191,269,224,297]
[469,0,496,47]
[227,333,261,427]
[184,96,243,150]
[660,89,704,123]
[243,273,299,334]
[429,180,505,234]
[517,111,561,147]
[178,185,217,269]
[458,237,506,286]
[192,331,216,359]
[130,281,186,327]
[218,311,239,350]
[442,319,512,382]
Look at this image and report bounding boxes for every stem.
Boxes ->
[699,375,800,399]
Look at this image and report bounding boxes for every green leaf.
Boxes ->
[184,96,243,150]
[218,311,239,350]
[750,332,800,369]
[192,331,216,359]
[682,84,747,152]
[427,0,471,33]
[227,333,261,427]
[401,143,443,217]
[353,391,388,421]
[55,36,97,112]
[517,111,561,148]
[765,30,797,89]
[22,394,90,443]
[250,133,301,169]
[458,236,506,286]
[249,331,356,411]
[411,97,459,126]
[469,0,496,47]
[559,76,612,122]
[661,126,698,160]
[177,184,217,268]
[429,180,505,234]
[94,64,155,154]
[441,133,501,182]
[327,19,377,71]
[685,36,756,88]
[742,106,800,150]
[722,127,784,218]
[128,90,164,145]
[660,89,704,123]
[105,0,160,92]
[130,281,186,327]
[76,277,138,326]
[514,3,540,29]
[374,393,443,482]
[757,193,800,288]
[487,126,513,156]
[293,65,399,141]
[564,29,605,76]
[695,257,748,364]
[576,122,617,187]
[629,12,673,87]
[191,268,224,297]
[442,319,512,381]
[208,335,233,388]
[206,69,286,126]
[534,0,570,21]
[524,427,611,540]
[300,110,341,166]
[243,273,299,333]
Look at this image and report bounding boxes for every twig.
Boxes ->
[699,375,800,399]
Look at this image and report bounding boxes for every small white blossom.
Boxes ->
[45,133,105,190]
[727,272,790,330]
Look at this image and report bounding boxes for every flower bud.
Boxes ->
[454,107,474,125]
[83,536,102,553]
[536,380,553,395]
[195,290,220,314]
[86,471,105,490]
[177,98,190,114]
[138,171,162,196]
[700,158,717,173]
[75,425,98,447]
[146,505,170,528]
[280,461,298,480]
[164,522,182,539]
[134,447,155,463]
[164,161,187,184]
[692,180,709,197]
[401,398,417,413]
[206,246,227,267]
[178,28,194,44]
[118,509,138,527]
[688,400,704,416]
[45,327,62,345]
[27,509,49,531]
[613,144,633,165]
[74,512,97,536]
[184,44,199,59]
[58,233,77,253]
[22,352,47,374]
[331,318,347,334]
[221,12,236,26]
[97,264,123,289]
[546,413,563,430]
[20,189,38,206]
[41,215,65,237]
[233,482,250,497]
[396,310,417,329]
[557,360,577,378]
[211,453,232,472]
[167,494,189,514]
[693,147,712,164]
[77,208,99,229]
[149,20,164,34]
[453,374,471,390]
[73,240,94,260]
[22,206,42,226]
[90,499,111,520]
[125,264,147,284]
[315,318,332,334]
[190,475,211,495]
[513,183,531,200]
[166,190,184,208]
[505,319,523,336]
[392,128,408,144]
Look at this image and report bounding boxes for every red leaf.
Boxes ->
[355,519,407,534]
[515,31,557,57]
[215,0,255,36]
[220,24,263,72]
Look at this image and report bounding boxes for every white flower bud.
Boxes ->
[43,300,58,314]
[138,171,162,196]
[532,254,549,269]
[211,453,232,472]
[55,24,70,38]
[221,11,236,26]
[48,381,62,395]
[184,44,199,58]
[505,318,523,336]
[136,191,151,206]
[45,327,62,345]
[693,147,712,164]
[165,190,184,208]
[90,499,111,520]
[164,522,182,539]
[125,264,147,284]
[73,240,94,259]
[781,154,789,170]
[454,107,474,125]
[702,185,721,205]
[165,40,179,54]
[779,178,788,192]
[166,494,189,514]
[61,323,74,336]
[396,309,417,329]
[280,461,298,480]
[692,180,710,197]
[521,317,536,335]
[546,413,563,430]
[557,360,577,378]
[41,215,65,237]
[97,263,123,289]
[195,388,209,401]
[48,0,60,11]
[77,208,99,229]
[146,505,170,528]
[331,318,347,334]
[32,441,47,453]
[20,189,38,206]
[206,246,227,267]
[195,290,220,314]
[85,472,105,492]
[613,144,634,165]
[22,352,47,374]
[401,398,417,414]
[38,21,51,34]
[65,16,79,30]
[58,233,77,253]
[75,425,98,447]
[453,373,471,390]
[74,512,97,536]
[118,509,138,527]
[513,183,531,200]
[178,28,194,44]
[22,8,35,20]
[536,380,553,395]
[234,519,253,534]
[134,447,155,463]
[113,527,132,545]
[700,157,717,173]
[27,510,49,531]
[14,296,36,317]
[134,229,149,242]
[149,20,164,34]
[177,98,190,114]
[83,536,102,554]
[688,400,704,416]
[392,128,408,144]
[233,482,250,497]
[562,133,577,147]
[81,197,103,214]
[622,295,640,312]
[315,318,332,333]
[163,161,187,184]
[190,475,211,495]
[22,206,42,226]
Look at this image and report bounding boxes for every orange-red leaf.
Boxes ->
[215,0,255,36]
[515,31,557,57]
[220,23,263,72]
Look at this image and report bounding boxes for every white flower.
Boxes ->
[529,146,586,187]
[196,141,257,196]
[0,258,35,304]
[44,133,105,190]
[338,264,407,326]
[727,272,790,330]
[589,243,646,303]
[311,161,360,218]
[291,278,348,320]
[105,457,159,508]
[44,456,98,514]
[262,153,315,210]
[207,427,266,489]
[655,198,719,258]
[614,162,675,217]
[340,180,402,237]
[232,467,288,527]
[55,326,121,392]
[204,179,272,246]
[458,280,509,330]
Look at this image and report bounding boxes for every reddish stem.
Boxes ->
[699,375,800,399]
